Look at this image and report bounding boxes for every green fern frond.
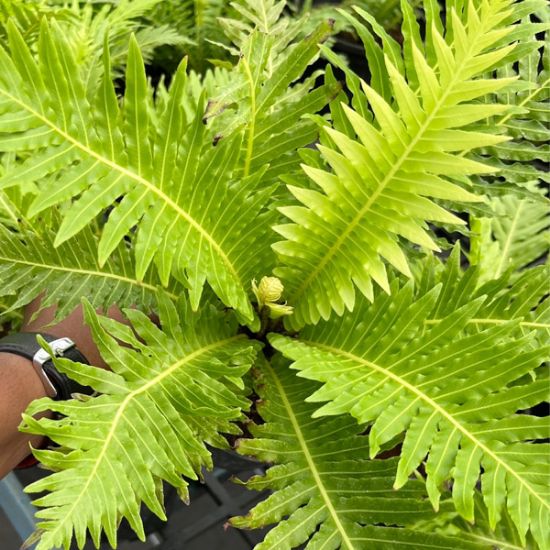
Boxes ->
[416,492,541,549]
[467,16,549,283]
[149,0,228,70]
[417,246,550,337]
[0,2,546,549]
[0,152,37,227]
[467,12,548,278]
[0,190,18,227]
[270,271,550,548]
[479,17,549,188]
[231,358,486,550]
[206,1,336,184]
[0,7,332,325]
[0,22,273,324]
[294,0,422,35]
[273,0,536,329]
[0,224,171,321]
[20,295,260,550]
[470,193,549,283]
[0,0,68,46]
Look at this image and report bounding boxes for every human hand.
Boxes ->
[0,298,124,477]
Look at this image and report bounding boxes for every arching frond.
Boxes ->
[469,18,549,282]
[479,20,549,190]
[20,295,260,550]
[232,359,486,550]
[270,273,550,549]
[0,22,272,323]
[206,0,336,185]
[274,0,537,329]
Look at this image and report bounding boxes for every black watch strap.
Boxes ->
[0,332,92,400]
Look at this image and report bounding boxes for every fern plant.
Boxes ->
[0,0,547,549]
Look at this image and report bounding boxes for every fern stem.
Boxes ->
[241,57,256,178]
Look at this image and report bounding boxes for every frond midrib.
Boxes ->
[460,530,526,550]
[0,192,18,224]
[0,252,176,299]
[423,318,550,330]
[267,361,356,550]
[0,87,244,290]
[42,334,247,544]
[494,201,523,278]
[241,56,257,178]
[301,339,549,513]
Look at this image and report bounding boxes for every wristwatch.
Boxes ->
[0,332,92,400]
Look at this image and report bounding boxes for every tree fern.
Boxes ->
[231,358,487,549]
[270,268,549,548]
[20,295,259,550]
[274,0,540,328]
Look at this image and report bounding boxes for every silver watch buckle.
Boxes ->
[32,337,75,398]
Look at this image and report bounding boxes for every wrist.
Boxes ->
[0,351,48,402]
[0,334,92,401]
[0,352,51,476]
